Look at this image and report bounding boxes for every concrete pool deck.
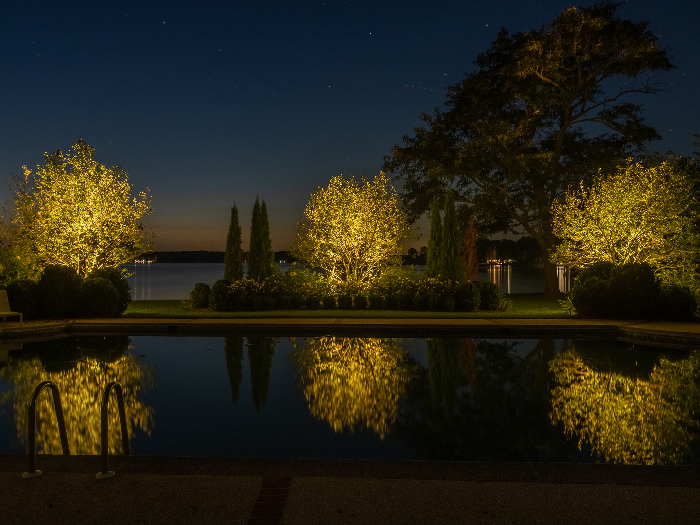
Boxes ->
[2,317,700,523]
[1,455,699,524]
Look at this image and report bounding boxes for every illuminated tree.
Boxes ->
[549,349,700,465]
[0,352,155,455]
[384,2,674,296]
[291,173,411,290]
[223,204,243,282]
[550,161,699,277]
[3,140,153,278]
[290,337,417,439]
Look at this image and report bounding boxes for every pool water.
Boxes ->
[1,335,698,465]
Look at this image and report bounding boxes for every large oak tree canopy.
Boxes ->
[383,1,674,296]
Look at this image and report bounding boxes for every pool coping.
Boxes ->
[1,318,700,347]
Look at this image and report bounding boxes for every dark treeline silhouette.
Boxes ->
[136,251,295,264]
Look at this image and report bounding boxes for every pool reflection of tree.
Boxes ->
[224,336,277,411]
[0,337,155,455]
[549,348,700,465]
[394,338,564,461]
[290,337,418,439]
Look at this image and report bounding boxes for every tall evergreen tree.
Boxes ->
[223,204,243,282]
[440,190,463,281]
[247,197,275,281]
[425,198,443,277]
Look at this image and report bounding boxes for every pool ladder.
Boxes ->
[22,380,130,480]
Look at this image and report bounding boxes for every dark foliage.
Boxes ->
[38,265,82,318]
[89,267,131,313]
[188,283,210,309]
[79,277,119,317]
[5,279,39,319]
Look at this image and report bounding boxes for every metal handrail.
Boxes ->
[22,380,70,478]
[96,381,130,479]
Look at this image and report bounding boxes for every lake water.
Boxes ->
[124,263,571,300]
[1,335,697,464]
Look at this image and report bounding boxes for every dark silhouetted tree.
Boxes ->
[248,197,275,281]
[425,198,443,277]
[223,204,243,282]
[462,219,479,281]
[440,190,464,281]
[384,2,674,296]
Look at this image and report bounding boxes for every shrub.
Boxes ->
[78,277,119,317]
[427,293,445,311]
[337,295,353,310]
[6,279,40,319]
[209,280,232,311]
[570,263,660,318]
[368,294,382,310]
[353,295,368,310]
[322,296,336,309]
[188,283,210,309]
[384,294,399,310]
[570,276,611,317]
[38,265,82,318]
[473,280,508,310]
[89,267,131,313]
[277,294,293,310]
[454,282,480,311]
[289,294,305,310]
[305,295,321,310]
[263,296,278,310]
[397,292,414,310]
[412,293,428,311]
[658,284,697,320]
[248,295,265,311]
[608,263,659,317]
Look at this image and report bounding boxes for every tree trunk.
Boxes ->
[542,256,560,297]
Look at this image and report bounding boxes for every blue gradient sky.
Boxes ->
[1,0,698,250]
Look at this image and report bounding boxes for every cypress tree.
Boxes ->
[425,197,442,278]
[223,204,243,282]
[440,190,463,281]
[248,197,275,281]
[258,200,275,279]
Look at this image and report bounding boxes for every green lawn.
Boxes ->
[122,293,568,319]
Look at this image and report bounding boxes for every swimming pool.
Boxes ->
[1,335,698,465]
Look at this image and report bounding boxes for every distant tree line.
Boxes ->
[136,250,294,264]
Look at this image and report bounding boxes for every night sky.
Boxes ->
[1,0,698,251]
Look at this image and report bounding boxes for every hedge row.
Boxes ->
[188,277,510,312]
[569,262,697,320]
[4,265,131,319]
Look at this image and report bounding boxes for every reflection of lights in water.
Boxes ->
[487,264,511,294]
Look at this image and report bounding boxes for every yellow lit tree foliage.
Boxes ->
[4,140,154,277]
[550,161,699,275]
[291,173,411,290]
[549,350,700,465]
[290,337,416,439]
[0,355,155,455]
